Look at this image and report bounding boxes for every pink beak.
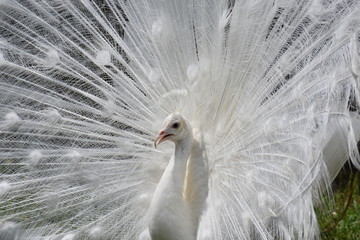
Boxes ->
[154,130,173,148]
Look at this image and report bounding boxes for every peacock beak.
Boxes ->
[154,130,173,148]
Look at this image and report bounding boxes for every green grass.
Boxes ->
[318,172,360,240]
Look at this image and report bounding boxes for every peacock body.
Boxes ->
[1,0,360,239]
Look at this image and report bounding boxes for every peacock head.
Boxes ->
[154,113,191,148]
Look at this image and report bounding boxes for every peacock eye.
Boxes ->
[172,122,179,129]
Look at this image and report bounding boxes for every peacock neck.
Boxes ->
[154,135,193,202]
[148,133,193,239]
[171,137,193,193]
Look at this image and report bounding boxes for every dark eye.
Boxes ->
[172,122,179,129]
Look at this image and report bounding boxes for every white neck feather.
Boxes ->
[148,132,194,240]
[172,137,193,192]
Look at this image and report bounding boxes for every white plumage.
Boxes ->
[0,0,360,239]
[147,113,206,240]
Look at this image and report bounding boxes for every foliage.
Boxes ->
[318,170,360,240]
